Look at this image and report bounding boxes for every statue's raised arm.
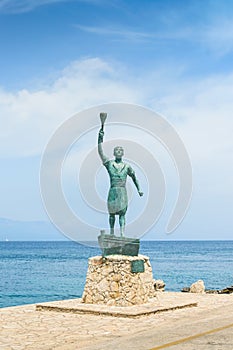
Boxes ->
[98,113,108,164]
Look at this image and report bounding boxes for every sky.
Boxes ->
[0,0,233,240]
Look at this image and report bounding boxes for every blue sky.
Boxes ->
[0,0,233,240]
[2,0,233,90]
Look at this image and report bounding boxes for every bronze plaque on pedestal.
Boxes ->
[131,260,145,273]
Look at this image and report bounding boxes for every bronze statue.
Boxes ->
[98,113,143,237]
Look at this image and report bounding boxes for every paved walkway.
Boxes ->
[0,293,233,350]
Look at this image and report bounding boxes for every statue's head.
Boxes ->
[113,146,124,158]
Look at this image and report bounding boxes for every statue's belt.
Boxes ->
[110,184,126,188]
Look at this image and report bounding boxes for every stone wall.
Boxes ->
[82,254,156,306]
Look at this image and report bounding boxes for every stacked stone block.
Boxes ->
[82,255,156,306]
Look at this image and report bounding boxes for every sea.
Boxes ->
[0,240,232,308]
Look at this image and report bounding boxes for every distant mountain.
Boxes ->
[0,217,67,241]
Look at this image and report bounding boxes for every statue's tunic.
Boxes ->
[103,160,135,215]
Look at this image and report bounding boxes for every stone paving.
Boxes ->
[36,292,197,317]
[0,292,233,350]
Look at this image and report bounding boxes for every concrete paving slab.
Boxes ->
[36,293,198,318]
[1,293,232,350]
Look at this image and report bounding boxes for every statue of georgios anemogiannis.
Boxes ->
[98,113,143,237]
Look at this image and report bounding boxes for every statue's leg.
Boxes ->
[119,214,125,237]
[109,214,115,235]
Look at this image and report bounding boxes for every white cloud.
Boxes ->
[195,18,233,56]
[150,73,233,196]
[75,24,154,42]
[75,19,233,57]
[75,23,197,44]
[156,73,233,159]
[0,0,101,13]
[1,56,233,177]
[0,58,142,157]
[0,0,62,13]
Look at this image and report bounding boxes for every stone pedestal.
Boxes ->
[82,255,156,307]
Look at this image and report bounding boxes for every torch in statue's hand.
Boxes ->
[100,112,107,131]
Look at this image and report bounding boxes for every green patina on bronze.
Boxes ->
[131,260,145,273]
[98,113,143,238]
[98,232,140,257]
[97,113,144,256]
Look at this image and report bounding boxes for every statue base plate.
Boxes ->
[98,232,140,256]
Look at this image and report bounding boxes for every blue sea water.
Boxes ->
[0,241,232,308]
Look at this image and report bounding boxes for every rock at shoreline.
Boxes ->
[218,286,233,294]
[182,283,233,294]
[154,279,165,292]
[190,280,205,294]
